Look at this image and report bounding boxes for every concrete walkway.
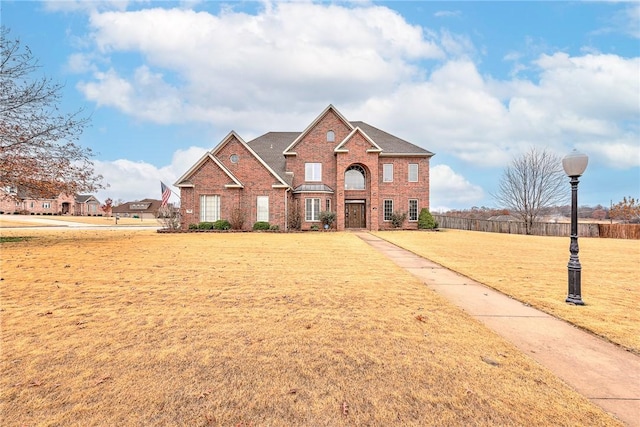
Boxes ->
[357,232,640,427]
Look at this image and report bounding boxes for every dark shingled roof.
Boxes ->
[247,123,432,184]
[247,132,298,185]
[350,122,433,155]
[75,195,97,203]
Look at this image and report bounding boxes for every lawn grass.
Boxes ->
[0,230,623,426]
[374,229,640,354]
[0,214,159,227]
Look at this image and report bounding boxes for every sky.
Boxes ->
[2,0,639,211]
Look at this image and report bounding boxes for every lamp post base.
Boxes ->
[565,295,585,305]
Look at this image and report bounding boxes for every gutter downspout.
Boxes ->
[284,187,290,232]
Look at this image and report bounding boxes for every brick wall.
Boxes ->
[180,136,288,230]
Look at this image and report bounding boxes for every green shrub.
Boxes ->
[319,211,336,228]
[418,209,438,229]
[188,223,198,230]
[269,224,280,231]
[198,222,214,230]
[310,224,319,231]
[214,219,231,230]
[253,221,271,231]
[390,211,407,228]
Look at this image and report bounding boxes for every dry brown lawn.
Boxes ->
[1,230,623,426]
[0,214,159,227]
[375,230,640,354]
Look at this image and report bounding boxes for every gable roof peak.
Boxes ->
[283,104,354,155]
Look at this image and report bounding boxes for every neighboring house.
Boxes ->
[111,199,163,219]
[75,195,102,216]
[176,105,434,231]
[0,186,90,215]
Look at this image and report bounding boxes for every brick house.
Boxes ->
[111,199,164,219]
[0,187,99,216]
[175,105,434,231]
[75,195,102,216]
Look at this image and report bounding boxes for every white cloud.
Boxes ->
[94,146,208,204]
[430,164,484,211]
[75,3,443,124]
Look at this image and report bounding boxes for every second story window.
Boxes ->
[345,164,365,190]
[383,164,393,182]
[327,130,335,142]
[305,163,322,182]
[408,164,418,182]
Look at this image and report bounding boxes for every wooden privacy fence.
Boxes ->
[432,215,640,239]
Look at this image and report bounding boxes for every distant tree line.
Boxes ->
[441,197,640,224]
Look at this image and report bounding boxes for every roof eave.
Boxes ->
[378,152,434,157]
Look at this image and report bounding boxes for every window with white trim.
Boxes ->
[383,199,393,221]
[327,130,335,142]
[326,198,331,212]
[345,164,365,190]
[305,198,321,221]
[42,202,51,209]
[408,199,418,221]
[305,163,322,182]
[200,195,220,222]
[383,164,393,182]
[257,196,269,222]
[408,164,418,182]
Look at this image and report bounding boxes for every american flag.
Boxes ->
[160,181,171,207]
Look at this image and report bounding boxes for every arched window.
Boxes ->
[345,165,366,190]
[327,130,335,142]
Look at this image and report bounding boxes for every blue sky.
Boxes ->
[3,0,639,210]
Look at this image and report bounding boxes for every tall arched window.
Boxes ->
[345,165,366,190]
[327,130,335,142]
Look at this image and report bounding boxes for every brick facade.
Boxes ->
[176,105,433,231]
[0,191,99,216]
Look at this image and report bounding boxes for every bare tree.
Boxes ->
[493,147,567,234]
[610,196,640,223]
[0,26,103,198]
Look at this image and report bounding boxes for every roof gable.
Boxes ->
[283,104,354,155]
[176,131,289,189]
[334,127,383,154]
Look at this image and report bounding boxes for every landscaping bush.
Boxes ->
[319,211,336,229]
[269,224,280,231]
[214,219,231,230]
[418,208,438,229]
[229,207,246,230]
[390,211,407,228]
[253,221,271,231]
[188,223,198,230]
[198,222,215,230]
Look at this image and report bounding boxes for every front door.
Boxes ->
[345,202,366,228]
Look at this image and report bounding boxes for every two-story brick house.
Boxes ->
[175,105,434,231]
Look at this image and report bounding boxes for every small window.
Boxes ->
[383,199,393,221]
[305,163,322,182]
[305,198,321,221]
[409,199,418,221]
[257,196,269,222]
[326,198,331,212]
[327,130,335,142]
[408,164,418,182]
[230,154,239,163]
[383,164,393,182]
[42,202,51,209]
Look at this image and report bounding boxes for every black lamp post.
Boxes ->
[562,149,589,305]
